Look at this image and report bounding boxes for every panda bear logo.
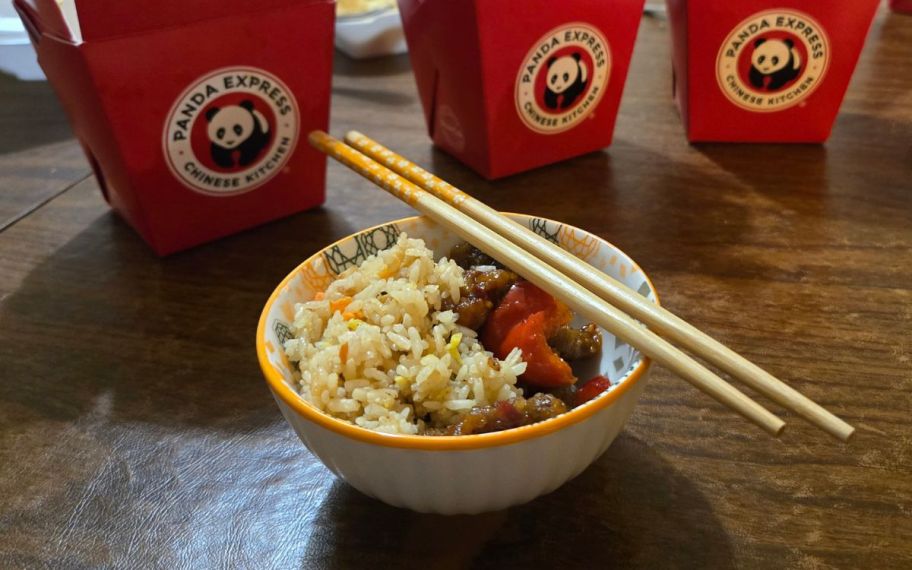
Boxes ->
[515,23,611,134]
[205,100,271,168]
[163,67,299,195]
[715,10,830,112]
[749,38,801,91]
[544,52,588,110]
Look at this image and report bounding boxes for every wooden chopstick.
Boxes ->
[309,130,785,436]
[343,130,855,443]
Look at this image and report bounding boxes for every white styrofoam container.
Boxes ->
[335,8,406,59]
[0,17,45,80]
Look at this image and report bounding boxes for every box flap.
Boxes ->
[12,0,75,42]
[74,0,333,41]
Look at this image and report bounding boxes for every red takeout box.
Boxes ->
[890,0,912,14]
[14,0,334,255]
[398,0,645,179]
[666,0,880,143]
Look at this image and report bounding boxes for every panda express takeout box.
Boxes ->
[14,0,335,255]
[890,0,912,14]
[666,0,880,142]
[397,0,645,179]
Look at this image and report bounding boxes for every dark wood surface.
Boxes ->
[2,9,911,569]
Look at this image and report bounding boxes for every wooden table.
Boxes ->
[2,9,910,569]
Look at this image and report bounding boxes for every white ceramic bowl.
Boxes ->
[257,214,658,514]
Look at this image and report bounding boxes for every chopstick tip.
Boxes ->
[344,130,365,144]
[771,419,786,438]
[308,129,330,148]
[836,423,856,443]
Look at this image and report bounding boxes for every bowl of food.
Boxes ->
[257,214,658,514]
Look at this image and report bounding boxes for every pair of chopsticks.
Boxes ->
[308,129,855,442]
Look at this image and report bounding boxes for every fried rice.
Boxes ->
[284,234,526,435]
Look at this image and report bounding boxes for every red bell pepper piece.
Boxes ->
[481,280,571,349]
[499,311,576,387]
[575,375,613,406]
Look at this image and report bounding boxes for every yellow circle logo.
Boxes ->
[716,10,829,113]
[163,67,299,195]
[515,23,611,134]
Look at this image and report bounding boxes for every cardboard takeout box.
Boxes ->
[398,0,645,179]
[666,0,880,142]
[890,0,912,14]
[14,0,335,255]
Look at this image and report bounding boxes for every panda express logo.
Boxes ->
[515,23,611,134]
[716,10,830,113]
[163,67,299,195]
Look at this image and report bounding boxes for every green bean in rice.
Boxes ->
[284,234,527,435]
